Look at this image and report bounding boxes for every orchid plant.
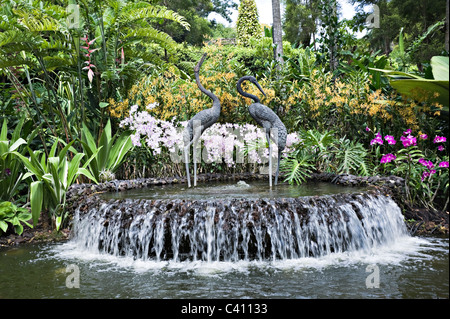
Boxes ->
[119,106,299,177]
[369,127,448,210]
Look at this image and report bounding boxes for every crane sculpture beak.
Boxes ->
[254,81,266,98]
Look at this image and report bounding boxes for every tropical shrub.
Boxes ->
[0,118,27,202]
[371,56,449,113]
[280,148,315,185]
[15,140,97,230]
[0,201,32,236]
[80,119,133,182]
[281,129,369,185]
[0,0,190,144]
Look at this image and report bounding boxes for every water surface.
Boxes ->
[0,237,447,299]
[100,180,368,201]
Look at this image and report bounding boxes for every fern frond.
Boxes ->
[14,8,61,32]
[125,27,178,53]
[119,4,190,31]
[0,30,40,50]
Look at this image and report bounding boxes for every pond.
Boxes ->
[2,180,447,300]
[0,236,448,299]
[99,180,369,201]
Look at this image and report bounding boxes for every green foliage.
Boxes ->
[80,119,133,182]
[0,201,32,236]
[352,0,446,64]
[155,0,237,45]
[281,148,314,185]
[332,138,370,176]
[371,56,449,113]
[236,0,262,47]
[283,0,321,47]
[15,140,97,230]
[281,129,370,185]
[317,0,340,72]
[0,0,190,145]
[0,118,27,202]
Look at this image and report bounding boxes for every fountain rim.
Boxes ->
[66,172,406,211]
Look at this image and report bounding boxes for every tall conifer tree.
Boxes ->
[236,0,262,46]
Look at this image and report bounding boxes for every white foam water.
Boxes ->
[55,235,439,276]
[55,192,435,274]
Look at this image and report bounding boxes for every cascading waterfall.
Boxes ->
[70,192,409,262]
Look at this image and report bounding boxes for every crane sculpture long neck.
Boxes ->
[195,54,220,108]
[237,76,261,103]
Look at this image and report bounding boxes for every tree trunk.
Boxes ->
[446,0,449,52]
[272,0,283,68]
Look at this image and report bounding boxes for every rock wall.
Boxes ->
[66,172,406,215]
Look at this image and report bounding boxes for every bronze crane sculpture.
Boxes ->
[237,76,287,186]
[183,53,221,187]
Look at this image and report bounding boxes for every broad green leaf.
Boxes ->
[67,153,85,186]
[369,68,423,79]
[8,138,27,152]
[82,123,97,153]
[14,151,42,178]
[108,133,132,170]
[389,79,449,110]
[17,210,32,222]
[0,201,12,213]
[55,215,62,232]
[98,121,112,171]
[431,56,449,81]
[58,157,69,190]
[0,220,8,233]
[0,140,8,155]
[49,140,58,158]
[57,139,75,163]
[0,119,7,141]
[14,222,23,235]
[77,167,98,184]
[30,181,43,226]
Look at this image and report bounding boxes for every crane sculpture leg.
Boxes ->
[182,53,221,188]
[275,150,281,185]
[266,131,273,188]
[236,75,287,188]
[184,121,202,188]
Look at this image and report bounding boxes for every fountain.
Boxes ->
[66,173,409,262]
[2,172,447,299]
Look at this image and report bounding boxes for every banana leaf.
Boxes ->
[370,56,449,113]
